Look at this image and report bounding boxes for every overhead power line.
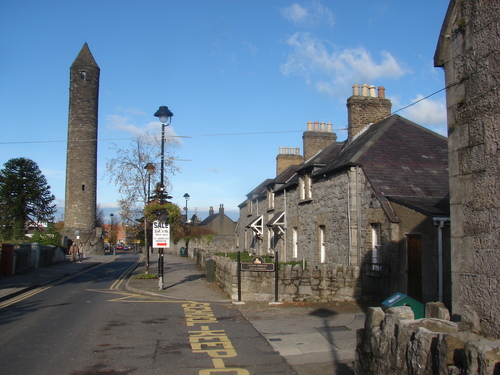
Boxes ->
[0,83,455,146]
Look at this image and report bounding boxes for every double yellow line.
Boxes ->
[109,256,143,290]
[0,256,142,309]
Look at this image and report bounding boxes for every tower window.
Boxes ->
[79,70,87,80]
[82,185,85,191]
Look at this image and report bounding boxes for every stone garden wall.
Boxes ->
[355,302,500,374]
[184,248,361,302]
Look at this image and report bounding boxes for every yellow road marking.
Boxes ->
[110,256,143,290]
[182,302,250,374]
[0,255,135,310]
[85,288,185,303]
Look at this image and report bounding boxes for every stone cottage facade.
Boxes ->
[435,0,500,338]
[237,85,450,305]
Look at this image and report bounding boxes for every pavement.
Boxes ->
[0,252,367,375]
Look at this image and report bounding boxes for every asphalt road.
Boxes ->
[0,253,296,375]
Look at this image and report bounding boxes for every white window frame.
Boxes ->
[299,174,312,200]
[267,188,275,210]
[292,227,298,258]
[319,225,326,263]
[371,223,382,271]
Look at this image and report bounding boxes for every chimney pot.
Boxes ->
[369,85,376,97]
[307,121,313,131]
[314,121,319,131]
[361,84,369,96]
[353,84,360,96]
[378,86,385,98]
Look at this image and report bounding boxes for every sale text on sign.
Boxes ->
[153,220,170,248]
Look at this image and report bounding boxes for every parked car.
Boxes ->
[116,244,124,250]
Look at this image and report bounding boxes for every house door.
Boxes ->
[407,234,422,301]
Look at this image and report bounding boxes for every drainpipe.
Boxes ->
[356,166,361,266]
[284,188,287,262]
[347,172,351,266]
[434,217,450,302]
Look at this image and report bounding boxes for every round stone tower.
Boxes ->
[63,43,103,254]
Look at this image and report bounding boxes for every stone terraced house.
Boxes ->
[237,85,451,306]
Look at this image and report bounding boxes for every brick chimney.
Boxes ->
[219,204,224,215]
[346,84,391,140]
[209,206,214,216]
[276,147,302,176]
[302,121,337,161]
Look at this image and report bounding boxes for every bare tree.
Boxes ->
[106,133,178,269]
[96,204,105,227]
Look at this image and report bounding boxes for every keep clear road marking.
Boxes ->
[183,301,250,375]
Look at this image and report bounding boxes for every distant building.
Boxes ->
[237,85,450,305]
[198,204,236,236]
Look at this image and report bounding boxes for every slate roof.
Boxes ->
[386,196,450,217]
[198,214,218,226]
[241,114,449,222]
[275,141,344,193]
[316,115,449,221]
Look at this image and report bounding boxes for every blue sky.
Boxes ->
[0,0,450,222]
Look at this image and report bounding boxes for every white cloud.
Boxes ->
[106,115,183,146]
[116,106,146,116]
[396,95,448,135]
[42,168,65,177]
[280,2,334,27]
[281,4,309,24]
[281,32,408,97]
[207,167,225,173]
[106,114,143,136]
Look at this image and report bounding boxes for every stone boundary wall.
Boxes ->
[182,248,360,302]
[1,243,67,276]
[166,235,235,256]
[355,302,500,374]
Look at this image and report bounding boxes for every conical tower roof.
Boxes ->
[71,42,99,69]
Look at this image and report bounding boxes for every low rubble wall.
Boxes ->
[355,302,500,375]
[183,248,360,302]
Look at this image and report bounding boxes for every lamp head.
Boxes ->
[183,193,190,201]
[144,162,156,174]
[154,106,174,123]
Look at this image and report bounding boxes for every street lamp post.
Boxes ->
[110,213,115,255]
[154,106,173,290]
[143,163,156,274]
[183,193,190,223]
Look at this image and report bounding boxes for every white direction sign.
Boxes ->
[153,220,170,248]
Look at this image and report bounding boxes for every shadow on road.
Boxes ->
[309,307,355,375]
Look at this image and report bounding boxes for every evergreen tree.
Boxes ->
[0,157,57,241]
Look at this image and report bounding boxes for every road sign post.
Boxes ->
[153,220,170,290]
